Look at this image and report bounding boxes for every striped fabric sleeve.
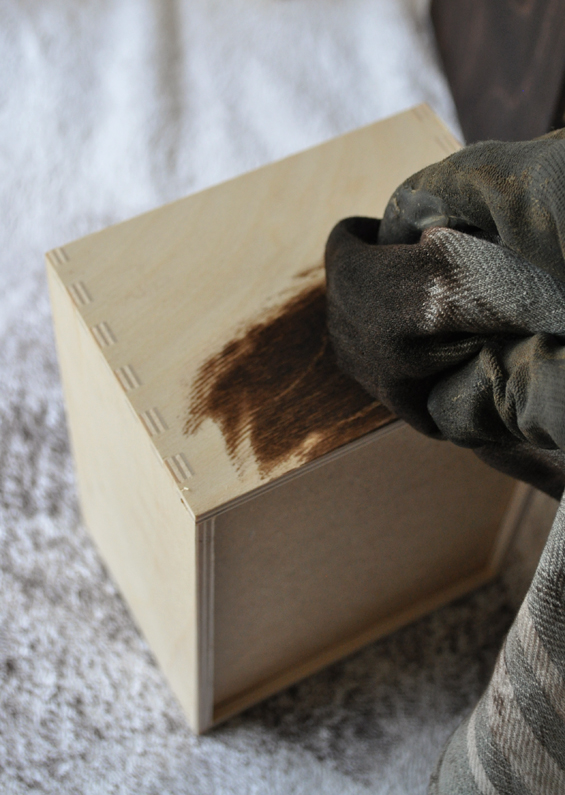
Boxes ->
[429,497,565,795]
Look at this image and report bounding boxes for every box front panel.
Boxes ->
[213,423,516,710]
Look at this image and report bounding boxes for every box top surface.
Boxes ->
[48,104,459,520]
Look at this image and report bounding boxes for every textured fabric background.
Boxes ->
[0,2,555,793]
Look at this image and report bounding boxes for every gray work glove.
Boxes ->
[325,129,565,500]
[325,129,565,794]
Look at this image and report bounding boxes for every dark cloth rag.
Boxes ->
[325,129,565,500]
[324,128,565,794]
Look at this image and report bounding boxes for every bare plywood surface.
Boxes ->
[47,104,460,520]
[212,423,516,707]
[47,267,201,730]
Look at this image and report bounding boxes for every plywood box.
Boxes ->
[47,105,524,734]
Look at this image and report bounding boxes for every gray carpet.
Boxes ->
[0,2,557,793]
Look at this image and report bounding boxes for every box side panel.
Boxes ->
[213,424,515,709]
[47,264,200,730]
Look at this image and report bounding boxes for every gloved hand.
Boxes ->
[325,129,565,499]
[324,129,565,795]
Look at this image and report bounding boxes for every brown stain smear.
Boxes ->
[184,283,394,476]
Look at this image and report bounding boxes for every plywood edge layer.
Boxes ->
[196,518,215,732]
[195,419,403,522]
[211,565,496,730]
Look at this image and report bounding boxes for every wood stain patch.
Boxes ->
[184,284,394,476]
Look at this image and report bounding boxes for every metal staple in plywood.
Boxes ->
[140,408,168,436]
[68,281,93,307]
[91,321,117,348]
[47,247,70,267]
[165,453,194,482]
[115,365,142,392]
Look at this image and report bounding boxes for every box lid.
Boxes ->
[47,104,459,520]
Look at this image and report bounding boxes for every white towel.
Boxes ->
[0,3,481,793]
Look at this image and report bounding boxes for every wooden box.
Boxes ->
[47,105,523,733]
